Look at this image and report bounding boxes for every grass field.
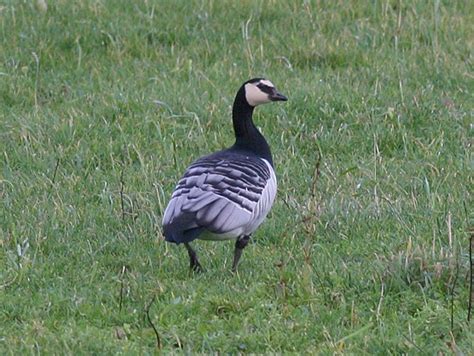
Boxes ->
[1,0,473,353]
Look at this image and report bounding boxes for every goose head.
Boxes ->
[243,78,287,107]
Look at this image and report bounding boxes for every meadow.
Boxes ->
[0,0,472,353]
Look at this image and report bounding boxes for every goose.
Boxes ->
[162,78,287,272]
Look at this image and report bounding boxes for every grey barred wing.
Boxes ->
[162,152,277,242]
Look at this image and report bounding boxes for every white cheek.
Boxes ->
[245,84,270,106]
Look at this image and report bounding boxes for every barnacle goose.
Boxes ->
[162,78,287,272]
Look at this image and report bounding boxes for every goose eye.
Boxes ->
[257,84,273,94]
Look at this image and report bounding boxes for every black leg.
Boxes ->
[184,243,202,272]
[232,235,251,272]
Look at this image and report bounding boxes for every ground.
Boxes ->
[0,0,472,353]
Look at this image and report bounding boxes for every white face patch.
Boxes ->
[259,79,274,87]
[245,80,275,107]
[245,83,270,106]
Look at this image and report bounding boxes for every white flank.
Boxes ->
[242,158,277,235]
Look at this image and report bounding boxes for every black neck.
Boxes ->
[231,87,273,165]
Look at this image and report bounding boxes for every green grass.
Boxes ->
[1,0,472,353]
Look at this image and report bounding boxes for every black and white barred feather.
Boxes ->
[162,150,277,243]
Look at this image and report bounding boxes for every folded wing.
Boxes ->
[162,151,274,243]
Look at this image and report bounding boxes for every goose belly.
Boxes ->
[198,228,243,241]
